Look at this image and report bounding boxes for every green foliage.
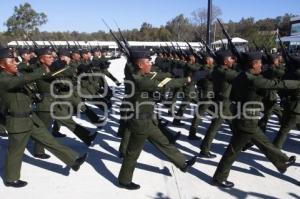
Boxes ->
[5,2,47,38]
[0,3,297,47]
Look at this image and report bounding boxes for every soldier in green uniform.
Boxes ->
[273,54,300,149]
[92,48,121,86]
[199,50,239,158]
[32,48,97,157]
[118,50,197,190]
[172,52,201,127]
[258,54,285,132]
[212,52,297,188]
[189,53,215,140]
[0,47,87,188]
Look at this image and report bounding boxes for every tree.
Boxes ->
[166,14,194,40]
[5,2,47,38]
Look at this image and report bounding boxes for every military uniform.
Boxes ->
[200,63,239,156]
[213,52,298,185]
[118,52,193,186]
[0,64,79,183]
[189,63,214,137]
[273,56,300,148]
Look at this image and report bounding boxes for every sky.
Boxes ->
[0,0,299,33]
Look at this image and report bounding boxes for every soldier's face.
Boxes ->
[251,59,262,74]
[21,53,31,62]
[0,58,18,74]
[224,56,234,68]
[138,58,152,74]
[206,57,214,66]
[72,53,81,61]
[40,55,54,67]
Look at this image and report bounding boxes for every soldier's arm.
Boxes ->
[0,67,46,91]
[136,75,189,92]
[185,63,201,72]
[224,69,239,82]
[252,75,300,90]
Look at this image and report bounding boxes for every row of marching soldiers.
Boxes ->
[0,42,299,190]
[0,46,121,187]
[116,45,299,190]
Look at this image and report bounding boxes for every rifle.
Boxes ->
[176,42,186,57]
[277,34,290,63]
[216,18,242,63]
[220,39,226,50]
[113,19,130,50]
[49,40,58,51]
[199,38,216,59]
[184,40,203,61]
[102,19,130,58]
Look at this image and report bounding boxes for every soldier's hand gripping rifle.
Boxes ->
[217,18,242,63]
[102,19,131,59]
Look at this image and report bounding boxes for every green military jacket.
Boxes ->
[212,65,239,102]
[130,71,188,118]
[232,71,300,133]
[0,68,47,133]
[261,65,285,101]
[196,64,214,101]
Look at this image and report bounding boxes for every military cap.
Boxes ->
[215,50,232,64]
[216,50,232,59]
[80,49,90,55]
[18,48,30,55]
[0,48,15,59]
[70,48,80,54]
[58,49,71,57]
[91,48,100,53]
[35,47,53,57]
[243,51,262,62]
[131,50,151,61]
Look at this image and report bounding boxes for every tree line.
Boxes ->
[0,2,297,50]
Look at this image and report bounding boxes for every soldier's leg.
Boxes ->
[118,126,131,157]
[252,129,289,171]
[33,111,53,155]
[31,124,78,166]
[273,113,298,149]
[54,105,94,145]
[213,131,251,183]
[147,123,186,169]
[200,117,224,154]
[118,126,148,184]
[259,101,276,132]
[5,132,31,182]
[189,103,210,136]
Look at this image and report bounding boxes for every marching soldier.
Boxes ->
[118,50,197,190]
[199,50,239,158]
[212,52,297,188]
[0,47,87,188]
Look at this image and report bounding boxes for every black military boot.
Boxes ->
[170,131,181,144]
[71,153,88,171]
[180,156,197,172]
[278,156,296,174]
[34,153,51,159]
[212,179,234,188]
[4,180,28,188]
[119,182,140,190]
[199,151,217,159]
[172,118,184,126]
